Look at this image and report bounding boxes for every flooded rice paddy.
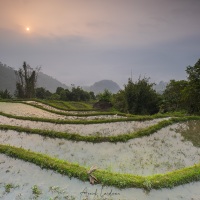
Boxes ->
[1,101,200,199]
[1,154,200,200]
[24,100,97,114]
[0,124,200,175]
[0,102,126,120]
[0,115,167,136]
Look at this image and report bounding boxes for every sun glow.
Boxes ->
[26,27,30,31]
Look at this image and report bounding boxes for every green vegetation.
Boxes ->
[35,87,52,99]
[1,59,200,195]
[4,183,19,193]
[2,59,200,116]
[0,89,12,99]
[1,99,200,192]
[31,99,95,111]
[96,89,112,102]
[35,85,96,102]
[113,77,160,115]
[161,80,188,112]
[23,102,113,116]
[32,185,42,198]
[161,59,200,114]
[0,117,200,143]
[1,144,200,190]
[48,186,76,200]
[0,107,178,125]
[112,58,200,115]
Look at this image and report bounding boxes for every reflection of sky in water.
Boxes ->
[0,154,200,200]
[1,123,200,176]
[0,114,167,136]
[1,102,200,199]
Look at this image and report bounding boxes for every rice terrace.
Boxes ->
[1,59,200,200]
[1,0,200,199]
[0,98,200,199]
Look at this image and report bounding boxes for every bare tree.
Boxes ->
[15,62,40,98]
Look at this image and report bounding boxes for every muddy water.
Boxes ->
[0,154,200,200]
[0,115,167,136]
[175,120,200,147]
[1,124,200,175]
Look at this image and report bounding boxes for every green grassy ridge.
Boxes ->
[0,99,20,103]
[0,99,191,118]
[67,101,93,110]
[18,99,158,117]
[21,102,126,117]
[35,99,121,116]
[0,110,169,124]
[1,117,200,143]
[28,100,188,117]
[0,144,88,181]
[1,144,200,190]
[36,99,95,111]
[0,99,95,111]
[0,100,98,116]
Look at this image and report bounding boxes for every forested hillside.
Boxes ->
[0,62,16,94]
[0,62,67,94]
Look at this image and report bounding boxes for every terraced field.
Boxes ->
[1,100,200,199]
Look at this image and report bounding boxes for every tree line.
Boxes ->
[1,59,200,115]
[35,85,96,101]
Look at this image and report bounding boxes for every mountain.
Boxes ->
[1,62,121,95]
[0,63,16,94]
[84,80,121,94]
[153,81,167,94]
[37,72,67,92]
[0,62,67,94]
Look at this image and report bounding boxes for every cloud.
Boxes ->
[1,0,200,44]
[0,0,200,87]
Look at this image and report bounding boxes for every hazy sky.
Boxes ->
[0,0,200,87]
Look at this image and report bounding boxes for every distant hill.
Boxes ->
[0,62,67,94]
[153,81,167,94]
[1,62,121,95]
[83,80,121,94]
[0,62,16,94]
[37,72,67,92]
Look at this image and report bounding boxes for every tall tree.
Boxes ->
[97,89,112,102]
[184,59,200,113]
[15,62,40,98]
[124,77,159,115]
[162,80,188,112]
[35,87,52,99]
[113,77,160,115]
[0,89,12,99]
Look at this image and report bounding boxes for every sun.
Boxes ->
[26,27,30,32]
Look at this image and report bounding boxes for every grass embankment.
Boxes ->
[1,117,200,143]
[1,99,120,117]
[0,99,95,111]
[0,109,170,124]
[21,101,126,117]
[0,144,200,190]
[0,99,190,118]
[23,100,189,117]
[28,99,95,111]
